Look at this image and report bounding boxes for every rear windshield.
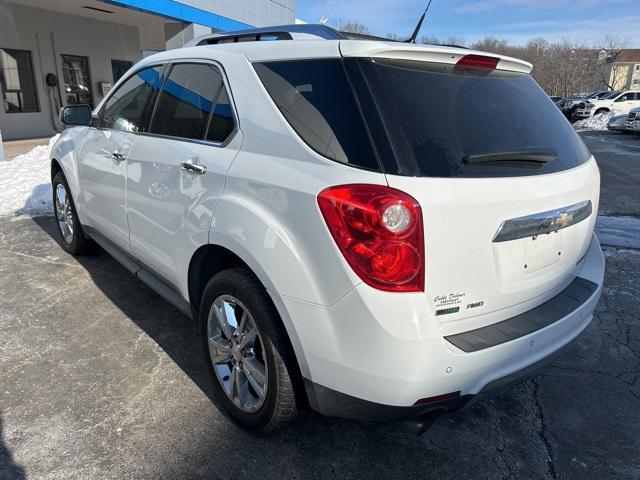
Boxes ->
[345,58,591,177]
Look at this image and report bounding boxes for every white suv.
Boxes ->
[576,90,640,118]
[50,25,604,431]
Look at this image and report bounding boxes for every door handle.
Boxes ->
[181,161,207,175]
[111,151,125,162]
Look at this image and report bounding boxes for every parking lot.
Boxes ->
[1,130,639,479]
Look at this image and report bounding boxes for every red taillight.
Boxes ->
[317,184,424,292]
[456,54,499,70]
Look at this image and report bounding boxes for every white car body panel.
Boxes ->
[126,131,243,292]
[339,40,532,73]
[386,158,599,332]
[77,128,137,250]
[278,236,603,406]
[50,36,605,416]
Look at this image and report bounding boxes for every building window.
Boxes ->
[0,48,39,113]
[61,54,93,107]
[111,59,133,83]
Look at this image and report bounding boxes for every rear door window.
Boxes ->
[149,63,224,141]
[254,59,380,171]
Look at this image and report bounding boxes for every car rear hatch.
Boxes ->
[340,42,599,329]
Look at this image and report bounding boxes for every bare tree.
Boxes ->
[597,34,631,90]
[334,20,370,35]
[471,36,510,54]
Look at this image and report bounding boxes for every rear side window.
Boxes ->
[150,63,224,141]
[345,58,591,177]
[100,66,162,132]
[254,60,379,170]
[206,87,235,142]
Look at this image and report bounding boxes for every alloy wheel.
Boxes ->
[207,294,268,413]
[55,184,74,245]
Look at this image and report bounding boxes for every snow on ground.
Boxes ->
[0,135,59,218]
[573,111,616,131]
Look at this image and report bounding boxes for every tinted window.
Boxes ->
[101,66,162,132]
[206,87,235,142]
[345,58,591,177]
[150,63,223,140]
[254,60,379,170]
[0,48,39,113]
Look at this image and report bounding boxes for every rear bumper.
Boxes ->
[277,235,604,420]
[303,323,587,421]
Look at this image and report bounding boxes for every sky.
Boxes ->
[295,0,640,47]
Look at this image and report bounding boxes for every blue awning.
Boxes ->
[101,0,252,30]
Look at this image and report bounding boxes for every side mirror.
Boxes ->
[59,104,92,126]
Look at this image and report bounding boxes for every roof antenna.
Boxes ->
[404,0,433,43]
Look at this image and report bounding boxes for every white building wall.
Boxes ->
[182,0,295,27]
[0,0,297,140]
[0,2,142,140]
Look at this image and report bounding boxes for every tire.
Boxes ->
[199,267,298,432]
[52,171,94,255]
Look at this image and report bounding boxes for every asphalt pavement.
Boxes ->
[1,131,639,479]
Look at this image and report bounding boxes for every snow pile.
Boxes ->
[0,135,59,218]
[574,111,616,131]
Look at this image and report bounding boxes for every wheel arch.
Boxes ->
[51,157,63,180]
[187,243,310,409]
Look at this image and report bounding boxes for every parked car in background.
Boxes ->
[625,106,640,128]
[550,95,562,103]
[558,91,610,118]
[576,91,640,118]
[49,25,604,431]
[607,113,631,132]
[626,107,640,135]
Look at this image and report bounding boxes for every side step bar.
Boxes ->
[84,227,192,317]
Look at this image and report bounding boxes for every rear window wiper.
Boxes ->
[463,151,557,165]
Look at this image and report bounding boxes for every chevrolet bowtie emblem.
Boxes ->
[553,212,574,229]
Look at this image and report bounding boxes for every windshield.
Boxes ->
[604,91,621,99]
[344,58,590,177]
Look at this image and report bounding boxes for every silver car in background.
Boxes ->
[607,113,631,132]
[625,107,640,133]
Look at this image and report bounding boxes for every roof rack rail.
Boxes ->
[185,24,396,47]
